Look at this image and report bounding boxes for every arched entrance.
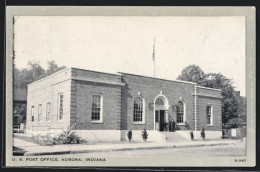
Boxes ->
[154,94,169,131]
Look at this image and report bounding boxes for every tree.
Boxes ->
[13,61,66,125]
[201,73,240,125]
[13,104,27,124]
[14,61,66,89]
[45,60,66,76]
[13,67,21,89]
[177,65,206,85]
[177,65,241,127]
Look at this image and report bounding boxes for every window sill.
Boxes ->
[133,122,145,125]
[206,124,213,127]
[57,120,63,123]
[177,123,186,126]
[91,121,103,124]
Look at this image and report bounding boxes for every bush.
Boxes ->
[141,129,148,142]
[52,124,87,145]
[127,130,132,142]
[190,131,194,140]
[200,128,205,140]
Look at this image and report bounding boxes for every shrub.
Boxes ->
[200,128,205,140]
[141,129,148,142]
[127,130,132,142]
[52,124,87,144]
[190,131,194,140]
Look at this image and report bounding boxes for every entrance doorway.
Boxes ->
[154,94,169,131]
[159,110,165,131]
[155,110,165,131]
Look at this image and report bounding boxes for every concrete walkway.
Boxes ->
[13,137,242,156]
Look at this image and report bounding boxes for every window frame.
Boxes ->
[133,96,145,124]
[31,106,34,122]
[206,105,213,126]
[38,104,42,123]
[46,102,51,122]
[91,94,103,123]
[176,101,186,125]
[57,93,64,122]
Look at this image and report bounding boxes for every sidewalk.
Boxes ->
[13,137,242,156]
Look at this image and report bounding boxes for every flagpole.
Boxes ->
[153,38,156,77]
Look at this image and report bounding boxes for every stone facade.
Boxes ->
[26,67,222,141]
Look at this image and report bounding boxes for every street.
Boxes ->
[53,139,246,157]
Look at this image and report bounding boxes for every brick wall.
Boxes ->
[70,68,122,130]
[195,87,222,131]
[121,73,196,131]
[26,68,222,135]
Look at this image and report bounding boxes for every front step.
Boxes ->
[161,132,189,142]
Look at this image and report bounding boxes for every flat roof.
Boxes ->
[71,67,121,76]
[28,67,71,86]
[118,72,197,85]
[27,67,222,92]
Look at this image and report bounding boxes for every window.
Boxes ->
[155,110,159,122]
[58,93,64,121]
[155,98,164,106]
[38,104,42,122]
[91,94,103,122]
[177,101,184,124]
[133,97,144,122]
[31,106,34,122]
[206,106,213,125]
[46,102,51,121]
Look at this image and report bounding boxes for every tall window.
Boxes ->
[91,94,102,121]
[206,106,212,125]
[133,97,143,122]
[46,102,51,121]
[31,106,34,122]
[177,101,184,123]
[38,104,42,122]
[58,93,64,121]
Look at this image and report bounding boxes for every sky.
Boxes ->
[14,16,246,96]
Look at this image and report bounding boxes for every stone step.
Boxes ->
[160,132,189,142]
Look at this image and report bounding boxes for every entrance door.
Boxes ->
[159,110,165,131]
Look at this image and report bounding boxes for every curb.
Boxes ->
[24,142,232,156]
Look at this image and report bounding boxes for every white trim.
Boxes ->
[57,93,64,122]
[196,86,222,91]
[153,93,169,130]
[31,106,34,122]
[177,123,186,126]
[206,105,214,126]
[72,77,125,86]
[91,121,103,124]
[192,93,222,99]
[46,102,51,122]
[176,101,186,124]
[38,104,42,123]
[132,96,145,124]
[72,67,121,76]
[118,72,197,85]
[90,93,103,123]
